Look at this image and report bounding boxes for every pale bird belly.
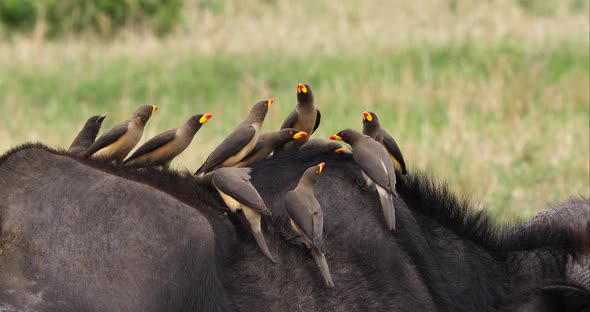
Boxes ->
[93,136,136,161]
[389,154,402,174]
[293,119,315,134]
[216,188,241,213]
[134,140,185,166]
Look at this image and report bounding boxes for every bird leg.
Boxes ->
[242,207,278,263]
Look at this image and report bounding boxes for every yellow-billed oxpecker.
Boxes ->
[285,162,334,287]
[195,99,273,175]
[362,111,408,175]
[279,83,321,151]
[299,138,349,154]
[331,129,398,231]
[234,128,308,167]
[68,113,107,157]
[84,105,157,164]
[208,167,277,263]
[124,113,213,169]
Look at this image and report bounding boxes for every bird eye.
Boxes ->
[263,103,268,107]
[315,170,319,174]
[289,131,294,135]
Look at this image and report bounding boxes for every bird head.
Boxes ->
[250,98,273,122]
[95,113,107,124]
[362,111,380,133]
[296,83,313,104]
[188,113,213,131]
[134,105,157,124]
[330,128,360,144]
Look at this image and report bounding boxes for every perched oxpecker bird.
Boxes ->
[84,105,157,164]
[234,128,308,167]
[331,129,398,231]
[284,162,334,288]
[279,83,321,151]
[124,113,213,169]
[195,99,273,175]
[299,138,349,154]
[209,167,277,263]
[362,111,408,175]
[68,113,107,157]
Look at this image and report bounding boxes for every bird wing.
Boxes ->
[213,168,271,216]
[353,139,394,192]
[382,132,407,175]
[280,110,298,129]
[124,129,176,163]
[241,137,265,160]
[85,122,129,157]
[312,109,321,134]
[196,125,256,174]
[311,200,324,246]
[285,190,323,252]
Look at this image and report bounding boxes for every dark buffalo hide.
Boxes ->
[0,144,588,312]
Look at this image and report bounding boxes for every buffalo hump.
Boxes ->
[0,146,230,312]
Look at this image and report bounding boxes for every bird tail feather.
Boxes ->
[377,185,396,231]
[311,249,335,288]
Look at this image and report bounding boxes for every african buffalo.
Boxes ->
[0,144,588,311]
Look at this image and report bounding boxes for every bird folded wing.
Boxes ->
[197,126,256,174]
[124,129,176,163]
[213,168,271,216]
[85,123,129,156]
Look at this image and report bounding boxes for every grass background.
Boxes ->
[0,0,588,221]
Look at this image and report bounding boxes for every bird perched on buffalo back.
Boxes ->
[362,111,407,175]
[68,113,107,157]
[284,162,334,288]
[124,113,213,170]
[208,167,276,263]
[195,99,273,175]
[279,83,321,151]
[298,138,349,155]
[84,105,158,164]
[234,128,308,167]
[331,129,398,231]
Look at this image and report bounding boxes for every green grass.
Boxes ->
[0,0,588,221]
[1,41,588,221]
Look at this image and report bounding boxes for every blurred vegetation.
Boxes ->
[0,0,588,221]
[0,0,182,37]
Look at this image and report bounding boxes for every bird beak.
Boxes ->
[151,105,158,114]
[297,83,307,94]
[97,113,107,123]
[330,134,343,141]
[267,98,274,108]
[334,147,348,154]
[199,113,213,124]
[292,131,308,139]
[363,112,372,122]
[317,162,325,174]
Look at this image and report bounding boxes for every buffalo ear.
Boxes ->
[536,285,590,312]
